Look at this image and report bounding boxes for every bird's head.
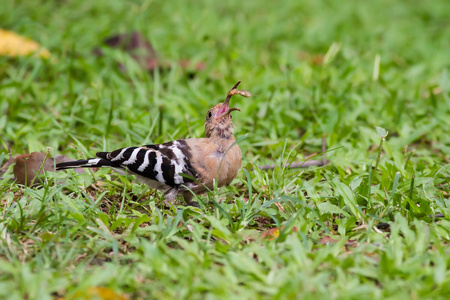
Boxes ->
[204,81,251,139]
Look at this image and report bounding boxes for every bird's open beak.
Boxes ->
[215,103,240,118]
[215,81,251,118]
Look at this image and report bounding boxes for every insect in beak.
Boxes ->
[215,81,251,118]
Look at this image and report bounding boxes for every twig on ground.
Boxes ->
[257,160,329,170]
[257,136,329,170]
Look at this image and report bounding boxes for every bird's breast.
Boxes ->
[185,138,241,190]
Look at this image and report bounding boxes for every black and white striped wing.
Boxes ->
[96,140,199,188]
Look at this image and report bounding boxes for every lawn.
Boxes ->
[1,0,450,299]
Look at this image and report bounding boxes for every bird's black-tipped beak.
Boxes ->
[215,81,251,118]
[215,105,240,119]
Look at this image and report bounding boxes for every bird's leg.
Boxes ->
[163,189,199,208]
[182,191,200,207]
[163,188,178,207]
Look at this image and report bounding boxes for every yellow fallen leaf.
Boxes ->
[0,29,50,58]
[261,226,298,240]
[85,287,129,300]
[60,287,129,300]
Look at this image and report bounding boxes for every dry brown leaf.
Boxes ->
[95,31,205,74]
[14,152,54,186]
[318,236,339,245]
[102,31,159,71]
[0,29,50,58]
[13,152,86,187]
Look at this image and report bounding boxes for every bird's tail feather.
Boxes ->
[56,158,115,170]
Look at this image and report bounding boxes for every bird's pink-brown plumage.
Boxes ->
[56,81,251,206]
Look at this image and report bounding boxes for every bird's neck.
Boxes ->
[208,120,235,140]
[209,126,234,140]
[208,131,236,151]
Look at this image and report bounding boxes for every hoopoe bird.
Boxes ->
[56,81,251,206]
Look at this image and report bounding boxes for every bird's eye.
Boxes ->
[208,111,212,118]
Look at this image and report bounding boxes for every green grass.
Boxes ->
[1,0,450,299]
